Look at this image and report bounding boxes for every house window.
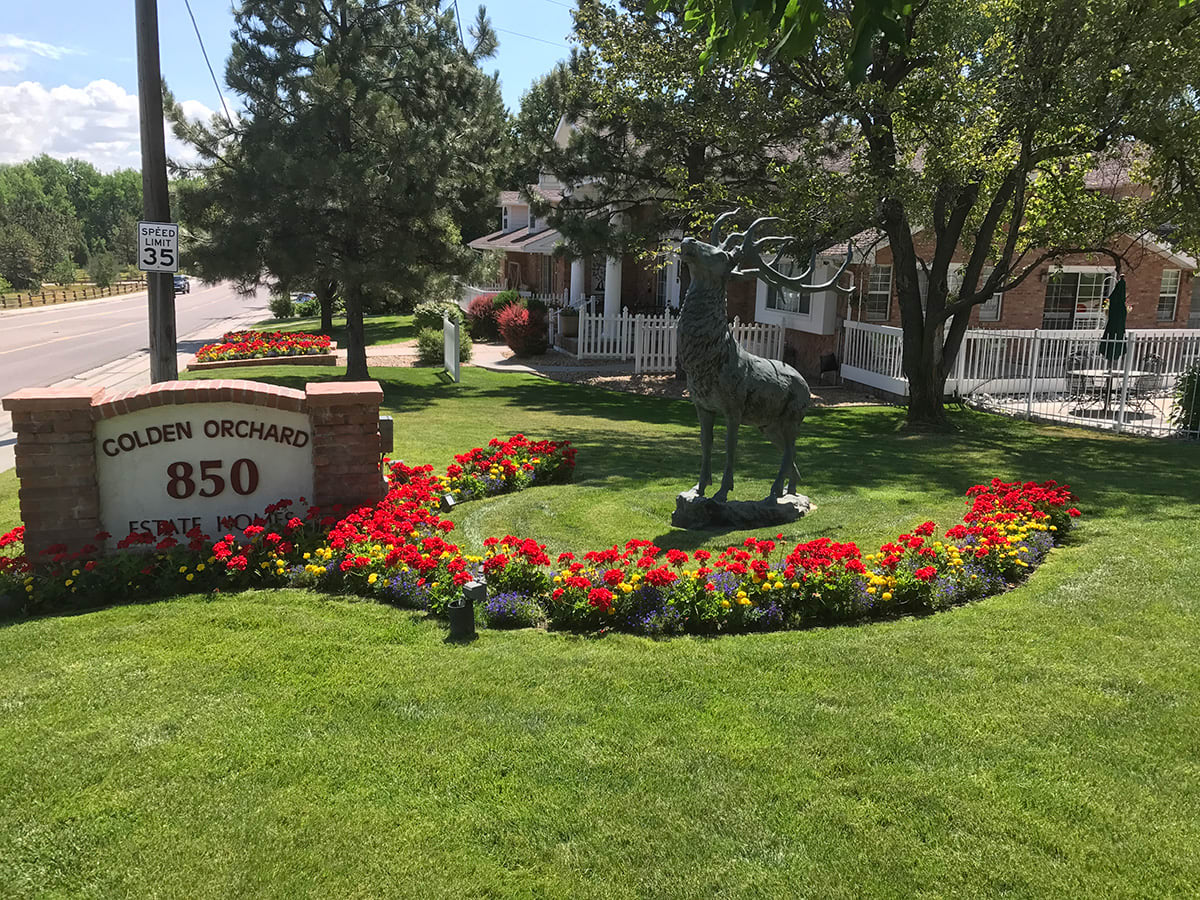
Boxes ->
[947,263,1002,320]
[591,254,606,295]
[1158,269,1180,322]
[765,257,812,316]
[655,257,669,307]
[1190,277,1200,328]
[541,255,553,293]
[529,214,538,231]
[501,207,509,230]
[863,264,891,321]
[1042,271,1106,330]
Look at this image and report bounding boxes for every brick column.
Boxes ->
[305,381,386,510]
[2,387,105,559]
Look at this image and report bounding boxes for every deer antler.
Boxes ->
[709,208,742,246]
[732,219,856,294]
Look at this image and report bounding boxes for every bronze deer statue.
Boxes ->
[677,213,853,501]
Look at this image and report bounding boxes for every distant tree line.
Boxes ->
[0,156,143,291]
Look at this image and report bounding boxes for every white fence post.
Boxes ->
[1025,330,1041,419]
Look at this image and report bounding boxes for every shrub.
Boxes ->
[492,289,522,311]
[413,299,464,333]
[417,325,472,364]
[497,303,549,357]
[87,252,118,288]
[294,294,320,317]
[467,294,501,340]
[269,293,295,318]
[48,260,77,285]
[0,274,11,294]
[1171,362,1200,436]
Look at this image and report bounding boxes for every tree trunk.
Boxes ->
[905,359,950,426]
[318,279,336,334]
[343,281,369,380]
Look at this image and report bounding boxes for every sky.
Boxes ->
[0,0,575,172]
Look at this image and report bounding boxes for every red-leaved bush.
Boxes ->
[497,303,549,357]
[466,294,501,340]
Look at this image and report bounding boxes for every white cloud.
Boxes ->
[0,34,80,61]
[0,79,214,172]
[0,55,22,73]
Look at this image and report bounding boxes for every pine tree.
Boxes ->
[170,0,507,378]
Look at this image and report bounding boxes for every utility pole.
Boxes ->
[135,0,177,382]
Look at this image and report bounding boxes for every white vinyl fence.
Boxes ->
[548,309,786,372]
[841,320,1200,438]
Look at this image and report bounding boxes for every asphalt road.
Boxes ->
[0,281,272,395]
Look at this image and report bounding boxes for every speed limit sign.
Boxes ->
[137,221,179,273]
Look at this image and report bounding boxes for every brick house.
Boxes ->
[469,123,1198,376]
[854,230,1198,333]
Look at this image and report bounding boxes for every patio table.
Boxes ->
[1068,368,1153,415]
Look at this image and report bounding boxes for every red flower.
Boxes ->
[914,566,938,582]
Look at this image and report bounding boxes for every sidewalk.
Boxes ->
[0,306,269,474]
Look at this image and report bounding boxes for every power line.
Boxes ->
[452,0,465,46]
[495,27,568,49]
[183,0,234,129]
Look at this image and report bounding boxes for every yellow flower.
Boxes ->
[186,573,194,581]
[791,582,800,590]
[25,585,33,593]
[882,591,893,601]
[303,552,311,560]
[178,565,188,574]
[368,573,378,585]
[867,587,876,594]
[72,569,80,576]
[720,599,731,608]
[738,597,751,606]
[197,563,205,572]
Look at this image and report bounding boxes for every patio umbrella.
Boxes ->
[1099,273,1127,366]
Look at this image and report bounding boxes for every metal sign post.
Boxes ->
[136,0,177,382]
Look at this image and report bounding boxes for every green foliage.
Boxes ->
[269,293,295,318]
[412,299,464,332]
[506,62,573,188]
[416,325,472,364]
[294,295,320,317]
[47,260,77,285]
[86,251,118,288]
[493,289,522,310]
[1171,362,1200,435]
[167,0,508,379]
[660,0,914,83]
[0,274,10,294]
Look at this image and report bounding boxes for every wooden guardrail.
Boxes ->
[0,280,148,310]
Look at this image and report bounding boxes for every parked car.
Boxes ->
[173,275,190,294]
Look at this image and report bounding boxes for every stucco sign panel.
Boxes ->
[95,402,315,546]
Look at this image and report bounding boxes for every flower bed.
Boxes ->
[0,435,1081,636]
[193,331,334,364]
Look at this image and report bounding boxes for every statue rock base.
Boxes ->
[671,488,814,531]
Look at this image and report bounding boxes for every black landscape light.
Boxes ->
[447,580,485,642]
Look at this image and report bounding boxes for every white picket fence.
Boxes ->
[551,310,785,372]
[840,320,1200,438]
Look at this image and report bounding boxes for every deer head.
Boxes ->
[679,211,855,294]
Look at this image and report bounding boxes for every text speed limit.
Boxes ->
[138,221,180,273]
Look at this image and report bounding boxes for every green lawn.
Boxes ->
[253,314,416,346]
[2,366,1198,897]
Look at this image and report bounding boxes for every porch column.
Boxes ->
[570,257,585,305]
[604,255,622,322]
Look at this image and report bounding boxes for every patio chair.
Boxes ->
[1128,354,1165,416]
[1065,352,1102,409]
